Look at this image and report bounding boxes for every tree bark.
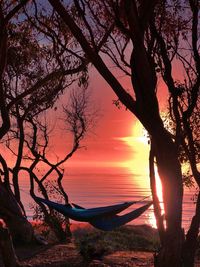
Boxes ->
[151,127,184,267]
[182,191,200,267]
[0,182,33,244]
[0,225,19,267]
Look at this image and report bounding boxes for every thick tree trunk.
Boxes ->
[0,225,19,267]
[136,105,184,267]
[182,191,200,267]
[5,216,33,244]
[151,127,184,267]
[0,182,33,243]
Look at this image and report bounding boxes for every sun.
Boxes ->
[131,121,149,145]
[130,121,165,228]
[118,120,165,228]
[154,166,164,203]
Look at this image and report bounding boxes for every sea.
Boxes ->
[19,166,196,231]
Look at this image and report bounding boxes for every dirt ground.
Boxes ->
[18,242,200,267]
[19,243,83,267]
[5,223,199,267]
[19,242,154,267]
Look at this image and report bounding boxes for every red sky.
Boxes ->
[51,66,169,176]
[32,34,183,173]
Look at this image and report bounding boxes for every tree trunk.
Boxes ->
[136,106,184,267]
[0,182,33,244]
[0,225,19,267]
[182,191,200,267]
[151,127,184,267]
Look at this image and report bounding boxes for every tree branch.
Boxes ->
[4,0,30,24]
[48,0,137,115]
[7,63,85,110]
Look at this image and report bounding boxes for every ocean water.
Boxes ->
[19,167,196,231]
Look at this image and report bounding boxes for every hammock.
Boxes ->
[36,197,152,230]
[35,197,136,222]
[73,202,153,231]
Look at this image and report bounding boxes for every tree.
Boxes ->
[45,1,199,266]
[0,1,91,265]
[1,1,94,230]
[2,87,92,243]
[149,2,199,266]
[0,2,32,265]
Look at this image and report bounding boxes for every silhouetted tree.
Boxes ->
[0,1,91,265]
[11,89,93,242]
[149,2,199,266]
[2,16,94,240]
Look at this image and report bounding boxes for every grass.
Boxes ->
[73,224,160,260]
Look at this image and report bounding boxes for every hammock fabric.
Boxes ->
[36,197,152,230]
[35,197,136,222]
[73,202,153,231]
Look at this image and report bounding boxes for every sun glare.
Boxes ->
[155,167,163,203]
[119,121,165,229]
[148,166,165,228]
[129,121,164,228]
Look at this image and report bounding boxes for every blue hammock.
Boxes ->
[72,202,153,231]
[36,197,152,230]
[35,197,136,222]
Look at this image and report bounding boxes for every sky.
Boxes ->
[5,0,183,180]
[0,57,169,185]
[74,55,188,176]
[50,66,169,178]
